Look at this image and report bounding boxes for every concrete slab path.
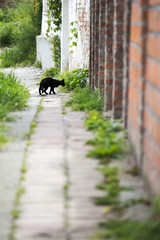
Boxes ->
[0,67,105,240]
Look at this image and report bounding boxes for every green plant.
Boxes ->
[60,68,89,91]
[14,186,25,205]
[42,67,60,80]
[0,71,30,121]
[85,111,126,161]
[65,87,104,112]
[68,21,78,54]
[93,217,160,240]
[0,124,9,149]
[46,0,62,66]
[0,0,42,66]
[11,209,20,219]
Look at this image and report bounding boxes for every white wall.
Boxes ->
[36,0,55,70]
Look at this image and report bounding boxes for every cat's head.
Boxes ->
[61,79,65,86]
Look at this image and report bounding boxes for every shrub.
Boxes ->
[65,87,104,112]
[42,67,60,79]
[0,0,42,66]
[0,71,30,121]
[59,68,88,91]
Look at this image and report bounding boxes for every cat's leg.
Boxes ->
[49,87,52,94]
[53,88,56,94]
[43,88,48,95]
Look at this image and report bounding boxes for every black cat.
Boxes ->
[39,78,65,95]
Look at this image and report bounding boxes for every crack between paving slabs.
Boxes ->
[62,101,71,240]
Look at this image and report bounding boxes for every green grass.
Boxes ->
[59,68,89,92]
[92,218,160,240]
[0,125,9,149]
[85,111,127,161]
[0,0,42,67]
[0,71,29,149]
[65,87,104,112]
[0,71,30,121]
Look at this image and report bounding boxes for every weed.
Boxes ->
[11,209,20,219]
[93,217,160,240]
[65,87,104,112]
[14,186,25,206]
[41,67,60,80]
[59,68,89,91]
[0,0,42,66]
[0,124,9,149]
[86,112,127,161]
[34,60,42,69]
[0,71,30,121]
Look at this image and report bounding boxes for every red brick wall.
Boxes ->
[128,0,160,194]
[89,0,160,194]
[143,0,160,193]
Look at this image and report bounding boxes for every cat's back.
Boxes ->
[40,77,55,87]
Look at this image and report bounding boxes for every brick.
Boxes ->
[145,58,160,89]
[147,34,160,61]
[148,0,160,5]
[130,24,141,45]
[128,82,139,108]
[129,44,141,66]
[131,3,141,23]
[144,108,160,147]
[144,133,160,176]
[148,8,160,32]
[128,100,139,128]
[145,83,160,118]
[130,64,140,88]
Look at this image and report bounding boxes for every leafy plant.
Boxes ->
[93,217,160,240]
[65,87,104,112]
[86,112,126,161]
[0,71,30,121]
[0,124,9,149]
[0,0,42,66]
[68,21,78,54]
[42,67,60,80]
[46,0,62,66]
[60,68,89,91]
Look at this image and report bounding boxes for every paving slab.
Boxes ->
[0,67,43,240]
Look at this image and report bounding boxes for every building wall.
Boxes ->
[68,0,90,71]
[89,0,160,195]
[36,0,55,70]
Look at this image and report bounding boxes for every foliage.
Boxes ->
[0,124,9,149]
[65,87,104,112]
[86,111,126,161]
[51,35,61,69]
[0,0,42,66]
[59,68,89,91]
[42,67,60,80]
[47,0,62,33]
[34,0,43,35]
[46,0,62,66]
[93,216,160,240]
[68,21,78,54]
[0,71,30,121]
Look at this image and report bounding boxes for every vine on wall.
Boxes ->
[68,21,78,55]
[46,0,62,69]
[34,0,42,35]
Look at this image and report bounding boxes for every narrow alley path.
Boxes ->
[13,93,105,240]
[0,67,105,240]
